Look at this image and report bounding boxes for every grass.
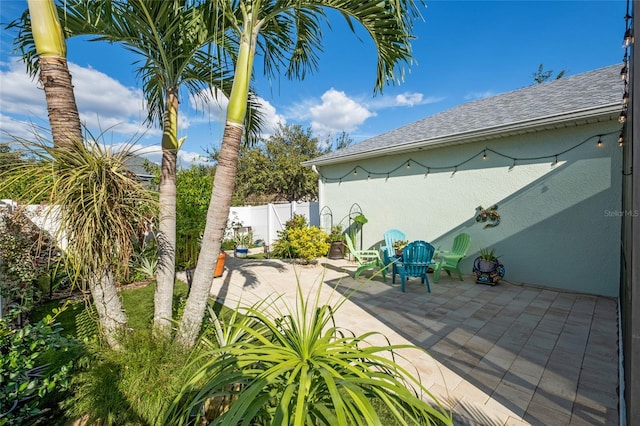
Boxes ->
[31,279,191,337]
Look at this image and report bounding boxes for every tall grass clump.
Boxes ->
[61,330,195,425]
[166,276,453,425]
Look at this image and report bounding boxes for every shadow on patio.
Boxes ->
[207,254,618,425]
[320,258,619,426]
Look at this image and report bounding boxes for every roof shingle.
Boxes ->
[309,64,622,165]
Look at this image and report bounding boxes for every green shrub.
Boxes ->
[166,281,453,425]
[270,214,329,262]
[0,210,60,318]
[0,305,78,425]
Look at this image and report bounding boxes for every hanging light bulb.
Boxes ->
[624,28,634,47]
[367,174,371,180]
[406,160,411,169]
[353,168,358,176]
[621,63,628,81]
[623,90,629,105]
[597,136,603,148]
[424,168,430,178]
[619,109,627,124]
[482,150,487,160]
[619,132,624,147]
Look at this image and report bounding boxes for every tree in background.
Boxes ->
[533,63,566,84]
[178,0,424,347]
[213,123,326,205]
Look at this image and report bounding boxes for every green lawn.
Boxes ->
[31,279,191,337]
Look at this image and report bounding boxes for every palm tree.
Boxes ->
[21,0,83,150]
[8,1,131,346]
[177,0,424,347]
[41,0,263,335]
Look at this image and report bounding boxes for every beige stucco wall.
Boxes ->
[317,121,623,297]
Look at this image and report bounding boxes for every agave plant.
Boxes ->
[165,276,452,425]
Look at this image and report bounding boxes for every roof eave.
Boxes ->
[303,104,622,167]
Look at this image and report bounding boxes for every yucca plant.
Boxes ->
[0,133,157,348]
[165,276,453,425]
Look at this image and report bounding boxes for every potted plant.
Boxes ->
[392,240,409,256]
[327,225,346,259]
[472,247,505,285]
[233,231,253,258]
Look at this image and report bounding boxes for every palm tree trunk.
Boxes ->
[176,122,243,347]
[27,0,127,346]
[89,268,127,349]
[27,0,82,150]
[154,91,179,334]
[176,16,257,347]
[38,56,83,149]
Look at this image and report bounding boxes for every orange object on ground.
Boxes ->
[214,251,227,277]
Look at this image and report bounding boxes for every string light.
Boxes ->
[353,168,357,176]
[406,160,411,169]
[623,28,634,48]
[619,109,627,123]
[317,132,618,182]
[619,5,631,147]
[482,150,487,160]
[620,61,628,81]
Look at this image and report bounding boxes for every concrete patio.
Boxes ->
[203,252,619,426]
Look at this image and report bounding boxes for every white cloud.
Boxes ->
[255,97,286,137]
[307,88,374,136]
[368,92,444,109]
[0,57,160,142]
[464,90,495,101]
[189,89,285,138]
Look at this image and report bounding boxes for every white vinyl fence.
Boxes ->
[227,201,319,248]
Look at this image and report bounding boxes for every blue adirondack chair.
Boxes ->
[344,234,386,282]
[392,240,435,292]
[381,229,406,272]
[432,233,471,283]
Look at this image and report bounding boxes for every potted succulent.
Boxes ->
[473,247,505,285]
[233,231,253,258]
[392,240,409,256]
[327,225,346,259]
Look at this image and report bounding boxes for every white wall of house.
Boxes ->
[317,121,622,297]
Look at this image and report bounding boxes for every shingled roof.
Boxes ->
[306,64,623,166]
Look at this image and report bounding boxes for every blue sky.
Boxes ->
[0,1,627,166]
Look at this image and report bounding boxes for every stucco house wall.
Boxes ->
[307,64,624,297]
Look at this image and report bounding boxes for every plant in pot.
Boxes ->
[327,225,346,259]
[233,231,253,258]
[392,240,409,256]
[473,247,505,285]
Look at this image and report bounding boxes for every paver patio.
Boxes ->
[201,253,619,426]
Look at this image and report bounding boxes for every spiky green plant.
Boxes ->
[166,276,453,425]
[0,132,157,346]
